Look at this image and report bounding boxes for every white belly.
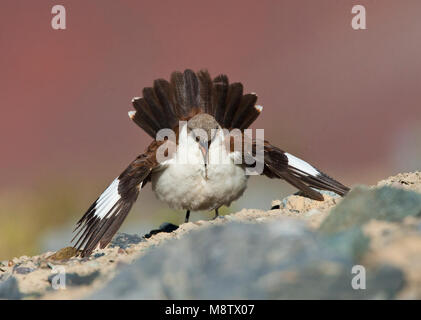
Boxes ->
[151,128,248,211]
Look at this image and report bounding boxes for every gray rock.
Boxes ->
[263,264,404,300]
[319,226,370,261]
[0,276,22,300]
[90,220,404,299]
[0,273,10,282]
[320,186,421,233]
[110,233,144,249]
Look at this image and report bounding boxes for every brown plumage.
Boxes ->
[212,74,229,124]
[223,83,243,129]
[231,93,258,129]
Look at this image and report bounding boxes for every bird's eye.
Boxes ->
[195,136,200,142]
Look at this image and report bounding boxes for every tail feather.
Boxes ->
[183,69,200,109]
[153,79,178,129]
[170,71,190,117]
[223,82,243,128]
[197,70,213,114]
[129,111,156,138]
[212,74,229,124]
[142,87,168,128]
[241,104,263,130]
[131,98,161,138]
[232,93,258,129]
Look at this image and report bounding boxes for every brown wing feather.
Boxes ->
[244,141,349,201]
[72,141,161,257]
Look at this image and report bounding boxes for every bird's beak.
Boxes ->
[199,141,209,165]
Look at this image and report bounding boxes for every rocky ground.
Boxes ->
[1,172,421,299]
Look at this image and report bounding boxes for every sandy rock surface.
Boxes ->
[0,172,420,299]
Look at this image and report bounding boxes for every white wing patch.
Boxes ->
[94,178,121,219]
[285,153,320,177]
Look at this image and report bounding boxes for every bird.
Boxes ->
[72,69,350,257]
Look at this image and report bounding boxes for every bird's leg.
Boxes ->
[213,208,219,220]
[184,210,191,223]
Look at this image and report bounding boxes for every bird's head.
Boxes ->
[187,113,220,164]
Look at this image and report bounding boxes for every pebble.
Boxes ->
[13,267,35,275]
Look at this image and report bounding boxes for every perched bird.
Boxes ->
[72,69,349,257]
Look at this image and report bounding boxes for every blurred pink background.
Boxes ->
[1,1,421,257]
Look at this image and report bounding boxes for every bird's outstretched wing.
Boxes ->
[247,141,349,201]
[72,142,161,257]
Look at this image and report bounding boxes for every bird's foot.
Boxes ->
[212,208,221,220]
[184,210,191,223]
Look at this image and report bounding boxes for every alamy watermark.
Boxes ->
[50,265,66,290]
[154,121,265,175]
[351,265,366,290]
[51,5,66,30]
[50,5,367,32]
[351,5,367,30]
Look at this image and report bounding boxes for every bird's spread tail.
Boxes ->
[129,69,263,138]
